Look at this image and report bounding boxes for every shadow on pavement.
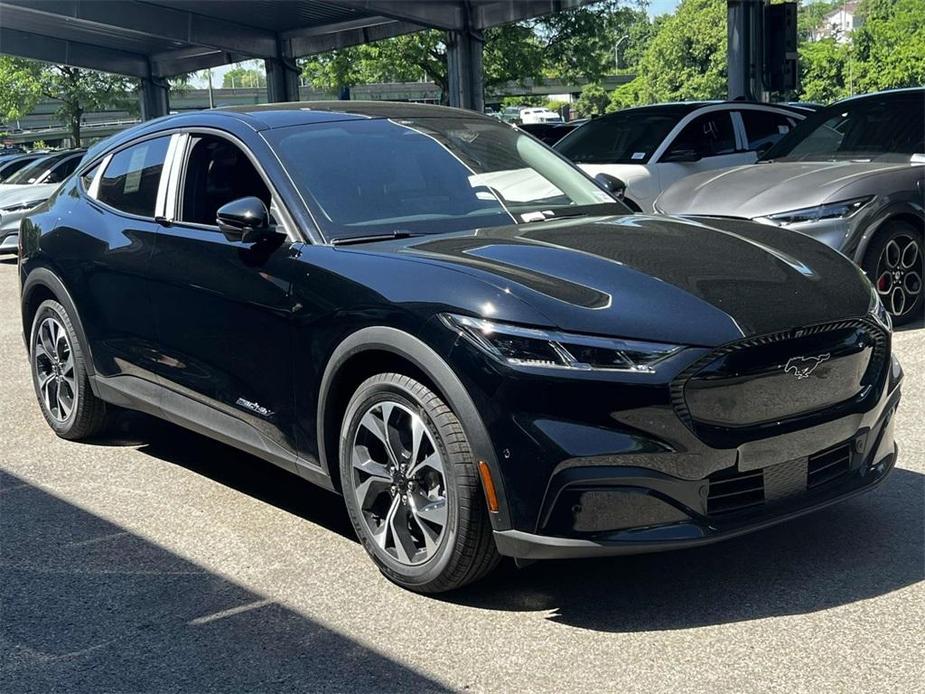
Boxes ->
[0,469,449,693]
[446,467,924,632]
[42,411,925,637]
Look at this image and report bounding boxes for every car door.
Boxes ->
[654,110,745,194]
[74,134,173,383]
[147,131,301,460]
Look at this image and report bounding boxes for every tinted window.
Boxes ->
[740,110,795,151]
[764,93,925,162]
[556,110,683,164]
[80,164,99,192]
[180,135,271,227]
[0,156,40,182]
[44,154,83,184]
[4,155,56,185]
[266,117,618,240]
[665,112,737,158]
[97,138,170,217]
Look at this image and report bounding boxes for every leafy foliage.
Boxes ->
[609,0,727,107]
[222,66,267,89]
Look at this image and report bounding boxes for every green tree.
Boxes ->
[0,57,42,123]
[798,38,852,102]
[222,65,266,89]
[851,0,925,92]
[0,59,136,146]
[611,0,727,107]
[575,82,611,116]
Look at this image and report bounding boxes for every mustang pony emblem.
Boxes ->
[784,353,831,380]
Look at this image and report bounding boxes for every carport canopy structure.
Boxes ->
[0,0,593,117]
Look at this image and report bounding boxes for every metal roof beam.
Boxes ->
[472,0,595,29]
[329,1,464,30]
[287,19,426,57]
[0,26,149,77]
[0,0,278,59]
[149,47,250,77]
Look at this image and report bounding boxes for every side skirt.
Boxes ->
[92,374,335,492]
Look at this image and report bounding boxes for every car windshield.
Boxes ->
[4,155,58,184]
[554,110,684,164]
[265,116,623,241]
[761,92,925,163]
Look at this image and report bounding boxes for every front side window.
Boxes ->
[555,110,682,164]
[266,117,620,241]
[179,134,272,227]
[763,94,925,162]
[43,154,83,184]
[664,112,737,159]
[97,137,170,217]
[740,110,796,151]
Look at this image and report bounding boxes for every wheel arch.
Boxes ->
[852,206,924,266]
[316,326,511,530]
[21,267,97,381]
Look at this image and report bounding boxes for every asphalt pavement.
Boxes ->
[1,257,922,693]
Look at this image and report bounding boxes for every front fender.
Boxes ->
[316,325,512,531]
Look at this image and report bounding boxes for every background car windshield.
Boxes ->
[761,93,925,162]
[4,156,54,184]
[554,111,681,164]
[266,117,617,240]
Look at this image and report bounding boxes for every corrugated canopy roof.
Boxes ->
[0,0,591,78]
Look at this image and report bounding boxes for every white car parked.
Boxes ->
[555,102,807,212]
[519,107,563,124]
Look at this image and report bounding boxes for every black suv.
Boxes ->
[18,102,902,592]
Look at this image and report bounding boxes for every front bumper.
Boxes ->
[434,314,902,560]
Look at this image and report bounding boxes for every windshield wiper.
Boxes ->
[330,230,422,246]
[520,202,629,222]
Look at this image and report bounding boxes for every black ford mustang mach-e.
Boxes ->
[18,102,902,592]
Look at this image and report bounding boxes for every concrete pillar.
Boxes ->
[140,74,170,120]
[446,29,484,112]
[265,56,301,103]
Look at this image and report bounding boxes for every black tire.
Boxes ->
[29,299,109,440]
[862,220,924,326]
[339,373,499,593]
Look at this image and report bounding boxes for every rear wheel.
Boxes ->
[339,373,499,593]
[864,220,923,325]
[30,300,109,440]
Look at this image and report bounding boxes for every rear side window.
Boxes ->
[740,110,795,151]
[666,112,737,158]
[97,137,170,217]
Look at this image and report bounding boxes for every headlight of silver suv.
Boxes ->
[441,313,683,373]
[762,196,873,226]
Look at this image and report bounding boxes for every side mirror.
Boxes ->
[216,196,272,243]
[662,147,702,163]
[594,172,627,200]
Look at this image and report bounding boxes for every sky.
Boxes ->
[193,0,683,89]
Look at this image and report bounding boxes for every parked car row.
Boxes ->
[0,148,85,254]
[538,89,923,325]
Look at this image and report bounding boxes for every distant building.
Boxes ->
[810,1,864,43]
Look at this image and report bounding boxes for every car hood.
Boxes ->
[656,160,909,218]
[353,214,871,346]
[0,183,56,207]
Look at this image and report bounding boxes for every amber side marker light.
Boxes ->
[477,460,500,513]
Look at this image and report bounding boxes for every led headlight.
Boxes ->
[869,283,893,333]
[764,196,873,226]
[442,313,682,373]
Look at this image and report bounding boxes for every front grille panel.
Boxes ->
[672,319,889,443]
[707,442,853,518]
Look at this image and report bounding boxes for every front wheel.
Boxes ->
[339,373,499,593]
[863,221,923,325]
[30,299,109,440]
